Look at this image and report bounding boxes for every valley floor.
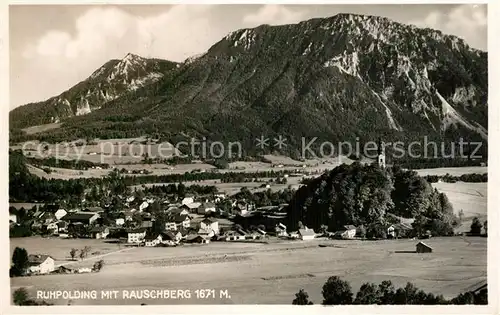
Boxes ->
[11,236,487,305]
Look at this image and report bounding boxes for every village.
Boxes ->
[10,188,452,277]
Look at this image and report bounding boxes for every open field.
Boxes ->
[9,236,123,265]
[432,182,487,234]
[21,123,61,135]
[11,236,486,305]
[415,166,487,177]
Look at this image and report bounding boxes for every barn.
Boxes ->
[416,241,433,253]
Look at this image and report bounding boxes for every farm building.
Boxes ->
[127,228,147,244]
[181,195,195,205]
[62,212,100,226]
[9,209,17,223]
[162,231,182,243]
[27,254,55,275]
[200,217,219,235]
[182,202,202,213]
[275,223,287,236]
[115,218,125,226]
[90,226,110,239]
[169,207,190,216]
[54,209,68,220]
[333,225,357,239]
[214,193,226,202]
[198,202,216,215]
[298,227,316,240]
[144,233,163,247]
[165,221,178,231]
[416,242,433,253]
[174,214,192,229]
[186,234,210,244]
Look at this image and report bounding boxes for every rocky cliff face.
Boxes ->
[9,53,178,128]
[10,14,487,152]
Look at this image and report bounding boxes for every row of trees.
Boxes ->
[424,173,487,183]
[293,276,487,305]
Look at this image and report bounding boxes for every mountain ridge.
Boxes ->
[9,13,488,156]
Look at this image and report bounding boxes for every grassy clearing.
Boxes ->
[21,123,61,135]
[11,236,486,305]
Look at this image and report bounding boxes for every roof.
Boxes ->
[343,225,357,230]
[276,223,286,229]
[416,241,433,249]
[201,202,216,208]
[174,214,190,223]
[144,233,161,240]
[90,226,108,233]
[161,231,179,240]
[127,228,147,234]
[28,254,52,265]
[298,228,315,236]
[85,207,104,212]
[202,217,217,224]
[184,202,202,209]
[62,212,98,221]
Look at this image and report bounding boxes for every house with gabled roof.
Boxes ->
[127,228,147,244]
[298,227,316,240]
[28,254,55,274]
[200,217,219,235]
[198,202,216,215]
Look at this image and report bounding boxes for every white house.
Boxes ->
[165,221,178,231]
[298,227,316,240]
[126,196,135,203]
[275,223,287,236]
[182,202,202,213]
[127,228,147,243]
[162,231,182,244]
[387,225,396,238]
[174,214,191,229]
[139,201,149,212]
[144,233,163,247]
[9,213,17,223]
[91,226,110,239]
[46,222,59,234]
[341,225,357,239]
[214,192,226,202]
[54,209,68,220]
[200,217,219,235]
[28,255,55,275]
[115,218,125,226]
[198,202,216,215]
[181,196,195,205]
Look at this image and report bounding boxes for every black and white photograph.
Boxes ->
[4,2,495,310]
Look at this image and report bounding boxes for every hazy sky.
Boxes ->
[10,4,487,109]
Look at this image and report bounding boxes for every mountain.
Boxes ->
[9,53,179,129]
[10,14,488,156]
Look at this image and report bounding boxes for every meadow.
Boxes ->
[10,237,487,305]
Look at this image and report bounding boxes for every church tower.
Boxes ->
[377,138,386,168]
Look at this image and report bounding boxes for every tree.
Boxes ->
[83,246,92,258]
[354,283,380,304]
[319,224,328,235]
[11,247,29,277]
[358,224,367,239]
[70,248,78,261]
[322,276,353,305]
[92,260,105,272]
[470,217,483,235]
[483,220,487,235]
[79,249,86,260]
[450,292,475,304]
[13,288,30,305]
[376,280,395,304]
[292,289,314,305]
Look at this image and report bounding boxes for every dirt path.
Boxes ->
[55,247,135,267]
